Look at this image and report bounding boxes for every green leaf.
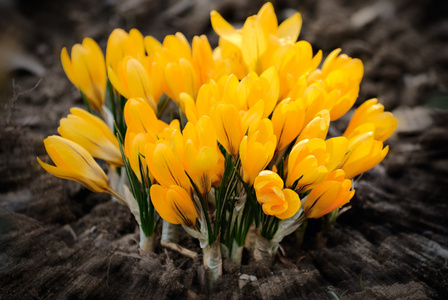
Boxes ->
[156,93,172,119]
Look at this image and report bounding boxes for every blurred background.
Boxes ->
[1,0,447,298]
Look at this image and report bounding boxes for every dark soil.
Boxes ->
[1,0,448,299]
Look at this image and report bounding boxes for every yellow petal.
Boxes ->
[58,110,122,166]
[325,137,349,172]
[277,12,302,43]
[212,103,243,157]
[259,66,280,117]
[37,157,106,193]
[60,47,78,87]
[242,15,267,72]
[124,98,160,134]
[272,99,305,151]
[210,10,242,48]
[257,2,277,36]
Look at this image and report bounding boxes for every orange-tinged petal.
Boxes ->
[150,184,182,224]
[145,141,192,193]
[254,172,286,215]
[276,189,301,219]
[304,170,355,219]
[166,185,198,227]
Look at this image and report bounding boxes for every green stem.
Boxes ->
[189,175,214,245]
[218,157,240,245]
[106,79,117,134]
[80,91,93,114]
[178,105,185,129]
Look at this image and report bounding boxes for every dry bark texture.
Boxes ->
[1,0,448,299]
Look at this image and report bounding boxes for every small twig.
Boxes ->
[161,241,198,260]
[6,78,42,126]
[277,244,295,267]
[106,255,113,288]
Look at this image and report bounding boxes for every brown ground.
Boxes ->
[1,0,448,299]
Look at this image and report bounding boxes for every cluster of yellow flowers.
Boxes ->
[38,2,397,286]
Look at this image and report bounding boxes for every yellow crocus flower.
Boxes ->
[176,116,223,195]
[308,48,364,121]
[61,37,106,112]
[325,137,349,172]
[180,78,221,124]
[213,39,249,80]
[300,83,335,126]
[340,132,389,179]
[304,170,354,219]
[37,136,122,200]
[212,103,243,157]
[296,109,330,144]
[165,58,199,102]
[271,98,305,152]
[160,32,214,102]
[274,41,322,99]
[145,140,192,193]
[124,132,156,184]
[108,56,157,111]
[150,184,199,227]
[106,28,145,73]
[212,99,264,157]
[343,98,398,142]
[286,138,329,193]
[238,66,280,118]
[211,2,302,74]
[254,170,301,219]
[58,108,122,166]
[192,35,215,86]
[240,119,277,185]
[162,32,192,61]
[124,98,168,134]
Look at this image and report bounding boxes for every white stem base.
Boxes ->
[139,228,156,253]
[203,240,222,290]
[253,229,278,263]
